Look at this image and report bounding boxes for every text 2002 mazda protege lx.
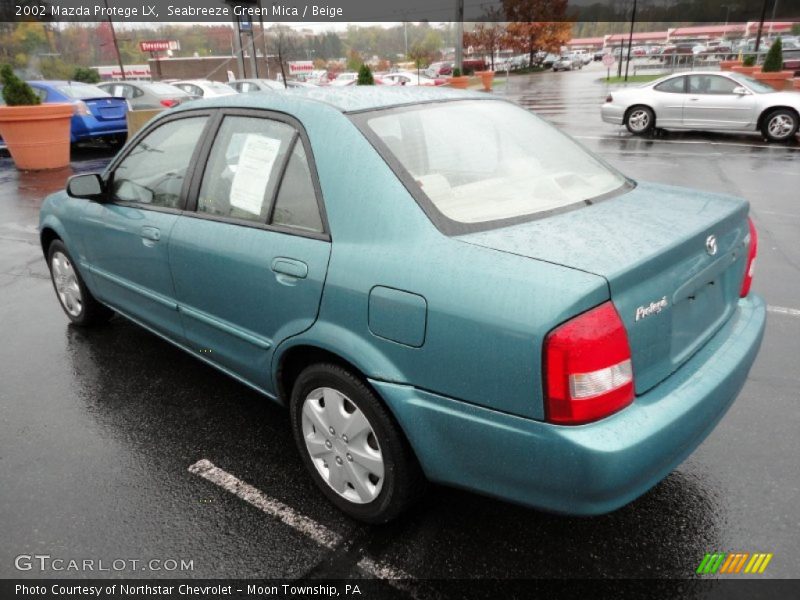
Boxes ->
[40,88,765,523]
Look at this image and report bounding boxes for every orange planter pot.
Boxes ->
[448,76,470,89]
[793,78,800,90]
[720,60,742,71]
[752,71,795,91]
[475,70,495,91]
[0,103,73,170]
[731,65,760,76]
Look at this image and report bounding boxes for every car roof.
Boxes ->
[172,86,488,114]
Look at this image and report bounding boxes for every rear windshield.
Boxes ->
[362,100,627,229]
[146,82,189,96]
[57,84,111,99]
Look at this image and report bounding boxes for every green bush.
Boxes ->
[452,67,462,77]
[462,66,473,76]
[0,64,41,106]
[357,64,374,86]
[742,55,756,67]
[72,67,101,84]
[761,38,783,73]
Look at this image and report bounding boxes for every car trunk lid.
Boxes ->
[83,97,127,121]
[458,181,750,394]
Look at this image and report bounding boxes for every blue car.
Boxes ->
[39,88,765,523]
[27,80,128,144]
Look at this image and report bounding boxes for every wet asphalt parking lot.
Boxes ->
[1,63,799,587]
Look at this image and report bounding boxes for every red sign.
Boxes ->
[602,53,616,67]
[139,40,180,53]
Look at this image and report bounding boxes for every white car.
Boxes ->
[601,70,800,143]
[380,71,441,86]
[330,72,358,87]
[171,79,239,98]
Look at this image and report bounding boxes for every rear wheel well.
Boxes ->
[757,106,800,130]
[625,104,656,123]
[40,228,61,258]
[276,345,371,405]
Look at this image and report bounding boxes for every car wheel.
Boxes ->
[289,363,425,523]
[761,109,799,142]
[625,106,655,135]
[47,240,113,326]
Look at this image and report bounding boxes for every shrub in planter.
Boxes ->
[0,64,73,170]
[357,64,374,86]
[449,67,470,89]
[72,67,101,84]
[753,38,794,89]
[761,38,782,72]
[742,55,756,67]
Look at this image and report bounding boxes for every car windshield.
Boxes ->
[363,100,627,227]
[727,73,776,94]
[57,84,110,99]
[206,81,235,92]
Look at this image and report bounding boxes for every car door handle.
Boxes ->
[688,97,700,101]
[271,257,308,280]
[140,226,161,245]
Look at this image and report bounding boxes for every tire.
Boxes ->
[289,363,425,523]
[47,240,114,326]
[761,108,799,143]
[625,105,655,135]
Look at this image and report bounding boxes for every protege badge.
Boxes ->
[635,297,668,321]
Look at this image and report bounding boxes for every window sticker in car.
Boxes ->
[229,134,282,216]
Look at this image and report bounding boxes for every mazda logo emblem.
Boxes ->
[706,235,718,256]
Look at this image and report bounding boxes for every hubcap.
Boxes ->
[768,115,794,139]
[629,109,650,132]
[301,387,384,504]
[51,251,82,317]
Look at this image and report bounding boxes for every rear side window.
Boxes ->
[197,116,295,223]
[270,142,323,233]
[654,77,686,93]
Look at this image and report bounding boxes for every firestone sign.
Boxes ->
[139,40,181,53]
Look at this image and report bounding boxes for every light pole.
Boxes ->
[454,0,464,71]
[624,0,637,82]
[104,0,126,80]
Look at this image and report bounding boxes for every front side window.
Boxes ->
[197,116,295,223]
[727,73,775,94]
[111,116,208,208]
[654,76,686,94]
[362,100,627,228]
[688,75,738,95]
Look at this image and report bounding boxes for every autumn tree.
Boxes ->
[502,0,573,67]
[464,14,506,70]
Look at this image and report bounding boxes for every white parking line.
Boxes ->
[188,459,341,549]
[767,305,800,317]
[188,459,421,592]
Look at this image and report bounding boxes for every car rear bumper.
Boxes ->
[372,294,766,515]
[71,116,128,142]
[601,103,625,125]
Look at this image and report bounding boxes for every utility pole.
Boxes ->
[754,0,769,54]
[624,0,637,82]
[104,0,126,80]
[454,0,464,71]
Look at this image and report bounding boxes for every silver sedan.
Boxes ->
[601,70,800,142]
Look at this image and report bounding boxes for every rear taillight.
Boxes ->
[740,217,758,297]
[160,98,177,107]
[74,100,90,116]
[605,94,613,103]
[544,301,634,425]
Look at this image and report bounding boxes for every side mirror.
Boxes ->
[66,173,105,201]
[732,86,750,95]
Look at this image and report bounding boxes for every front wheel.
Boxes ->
[289,363,425,523]
[761,109,799,143]
[625,106,655,135]
[47,240,113,326]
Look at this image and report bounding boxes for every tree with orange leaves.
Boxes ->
[463,7,506,70]
[502,0,573,68]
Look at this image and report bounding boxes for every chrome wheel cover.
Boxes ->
[768,114,794,139]
[51,251,83,317]
[301,387,384,504]
[628,109,650,132]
